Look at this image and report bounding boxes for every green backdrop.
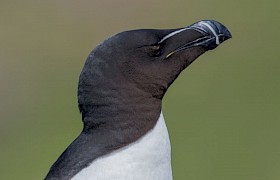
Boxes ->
[1,0,280,179]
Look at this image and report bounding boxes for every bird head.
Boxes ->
[78,20,231,102]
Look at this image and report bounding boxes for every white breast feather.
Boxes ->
[72,112,172,180]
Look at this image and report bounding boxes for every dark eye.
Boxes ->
[138,43,163,57]
[146,43,163,57]
[150,45,160,51]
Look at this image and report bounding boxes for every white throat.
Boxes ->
[72,112,172,180]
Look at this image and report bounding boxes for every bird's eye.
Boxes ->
[138,43,163,57]
[150,45,160,51]
[147,43,162,57]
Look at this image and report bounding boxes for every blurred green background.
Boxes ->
[1,0,280,179]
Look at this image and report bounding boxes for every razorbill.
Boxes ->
[45,20,231,180]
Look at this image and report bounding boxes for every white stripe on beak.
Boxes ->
[158,21,220,45]
[199,22,220,45]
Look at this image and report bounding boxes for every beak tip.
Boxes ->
[227,30,232,39]
[206,19,232,40]
[190,20,232,46]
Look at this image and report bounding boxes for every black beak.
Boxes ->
[165,20,232,58]
[189,20,232,49]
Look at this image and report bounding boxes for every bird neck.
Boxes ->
[81,84,162,132]
[78,77,163,150]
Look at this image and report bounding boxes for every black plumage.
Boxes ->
[45,20,231,180]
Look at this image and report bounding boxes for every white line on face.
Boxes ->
[158,28,190,44]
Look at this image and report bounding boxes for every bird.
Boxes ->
[45,20,231,180]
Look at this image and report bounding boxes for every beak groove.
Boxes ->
[164,20,232,58]
[189,20,232,45]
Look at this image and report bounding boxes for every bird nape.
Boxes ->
[45,20,231,180]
